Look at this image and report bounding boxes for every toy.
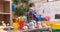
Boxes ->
[18,15,27,29]
[41,23,47,28]
[22,26,28,30]
[28,20,36,29]
[7,26,13,30]
[2,21,6,28]
[37,22,42,28]
[13,22,19,30]
[45,16,50,21]
[18,16,27,22]
[3,28,7,31]
[24,16,27,22]
[13,18,19,30]
[36,16,44,21]
[32,20,37,28]
[19,22,24,29]
[37,22,47,28]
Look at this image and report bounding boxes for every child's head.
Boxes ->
[13,18,18,22]
[29,3,35,11]
[29,3,35,7]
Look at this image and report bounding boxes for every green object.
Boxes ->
[12,0,29,16]
[52,30,60,32]
[21,0,28,3]
[24,16,27,22]
[13,0,19,4]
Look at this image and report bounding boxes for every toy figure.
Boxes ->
[18,14,27,29]
[37,22,42,28]
[13,18,19,30]
[28,20,37,29]
[37,22,47,28]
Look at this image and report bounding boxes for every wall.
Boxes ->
[35,1,60,21]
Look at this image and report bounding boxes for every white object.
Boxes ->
[2,21,6,28]
[32,20,37,27]
[0,30,7,32]
[23,26,28,30]
[29,22,35,29]
[48,0,53,1]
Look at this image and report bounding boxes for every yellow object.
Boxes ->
[18,16,25,22]
[51,24,60,29]
[13,22,19,30]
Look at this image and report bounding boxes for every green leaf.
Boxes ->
[21,0,28,3]
[13,0,19,4]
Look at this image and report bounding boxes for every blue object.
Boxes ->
[8,28,11,30]
[12,4,15,12]
[36,16,44,21]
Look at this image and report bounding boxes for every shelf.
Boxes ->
[0,12,10,15]
[5,0,11,1]
[4,1,10,13]
[0,0,12,25]
[0,14,10,24]
[0,0,4,3]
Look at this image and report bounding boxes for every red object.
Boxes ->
[3,28,8,31]
[19,22,24,29]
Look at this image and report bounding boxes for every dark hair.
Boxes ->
[13,19,15,22]
[29,3,34,7]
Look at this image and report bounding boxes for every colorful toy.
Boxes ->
[32,20,37,28]
[7,26,13,30]
[18,16,27,29]
[28,20,36,29]
[19,22,24,29]
[45,16,50,21]
[13,18,19,30]
[36,16,44,21]
[24,16,27,22]
[37,22,47,28]
[13,22,19,30]
[41,23,47,28]
[18,16,27,22]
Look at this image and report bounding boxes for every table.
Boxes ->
[8,27,52,32]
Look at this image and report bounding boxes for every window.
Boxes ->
[55,14,60,19]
